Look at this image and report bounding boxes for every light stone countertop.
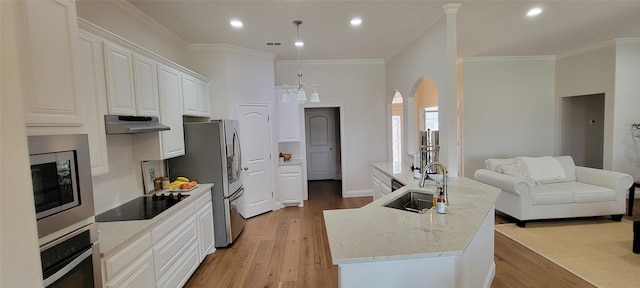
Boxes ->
[278,159,303,166]
[323,163,500,265]
[97,183,213,258]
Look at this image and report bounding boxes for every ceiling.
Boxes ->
[127,0,640,61]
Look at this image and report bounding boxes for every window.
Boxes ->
[392,115,402,162]
[423,107,438,131]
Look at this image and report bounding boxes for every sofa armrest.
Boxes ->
[575,166,633,193]
[474,169,531,196]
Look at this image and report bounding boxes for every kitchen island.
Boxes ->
[323,163,500,288]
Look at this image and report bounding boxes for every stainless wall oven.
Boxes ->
[28,134,95,238]
[28,134,101,288]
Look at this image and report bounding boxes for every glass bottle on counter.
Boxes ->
[436,188,446,214]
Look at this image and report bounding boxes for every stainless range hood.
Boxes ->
[104,115,170,134]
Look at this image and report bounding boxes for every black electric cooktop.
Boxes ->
[96,193,189,222]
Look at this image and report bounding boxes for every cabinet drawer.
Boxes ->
[280,165,301,174]
[103,232,152,281]
[156,242,199,288]
[153,215,197,277]
[152,202,195,245]
[105,250,155,288]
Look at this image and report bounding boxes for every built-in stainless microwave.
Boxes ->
[28,134,96,239]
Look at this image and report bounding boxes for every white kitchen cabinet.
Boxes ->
[196,192,215,262]
[279,163,304,206]
[103,232,155,288]
[133,54,160,116]
[181,73,198,116]
[133,63,185,160]
[372,167,392,200]
[152,201,198,288]
[104,42,159,117]
[19,0,83,127]
[197,79,211,117]
[77,30,110,176]
[276,88,301,142]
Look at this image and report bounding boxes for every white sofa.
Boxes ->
[474,156,633,227]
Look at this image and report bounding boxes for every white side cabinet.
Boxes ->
[133,64,185,160]
[104,42,159,117]
[372,167,392,200]
[197,79,211,117]
[196,191,215,262]
[19,0,83,127]
[76,30,109,176]
[181,73,198,116]
[279,163,304,206]
[183,73,211,117]
[276,88,301,142]
[102,232,155,288]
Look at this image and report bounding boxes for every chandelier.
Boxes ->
[281,20,319,103]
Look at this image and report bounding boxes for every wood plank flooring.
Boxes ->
[185,181,639,287]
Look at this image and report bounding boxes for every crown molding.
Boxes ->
[188,43,276,59]
[109,0,188,49]
[556,40,615,59]
[462,55,555,63]
[276,59,385,66]
[615,38,640,45]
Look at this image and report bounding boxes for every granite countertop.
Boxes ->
[97,183,213,258]
[323,163,500,265]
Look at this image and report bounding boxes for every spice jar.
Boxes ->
[154,178,162,191]
[161,177,170,189]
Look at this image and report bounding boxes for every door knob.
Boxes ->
[244,167,249,171]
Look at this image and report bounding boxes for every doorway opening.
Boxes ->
[392,90,404,163]
[303,107,343,198]
[559,93,605,168]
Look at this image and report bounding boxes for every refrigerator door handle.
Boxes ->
[233,128,242,180]
[228,187,244,201]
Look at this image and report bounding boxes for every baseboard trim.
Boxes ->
[343,189,372,198]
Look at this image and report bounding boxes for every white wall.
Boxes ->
[187,45,276,119]
[384,18,447,167]
[76,0,188,67]
[462,56,556,177]
[613,39,640,178]
[1,2,44,286]
[276,60,386,196]
[555,43,616,170]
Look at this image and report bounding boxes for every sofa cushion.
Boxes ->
[530,182,616,205]
[541,156,576,184]
[530,184,574,205]
[517,156,566,183]
[571,183,616,203]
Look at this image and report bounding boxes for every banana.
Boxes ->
[175,177,189,182]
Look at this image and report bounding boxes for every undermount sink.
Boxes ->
[382,190,434,214]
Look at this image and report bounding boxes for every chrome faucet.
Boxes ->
[419,162,448,204]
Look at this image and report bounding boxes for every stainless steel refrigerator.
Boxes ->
[168,120,245,247]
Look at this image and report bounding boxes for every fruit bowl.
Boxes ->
[283,153,292,161]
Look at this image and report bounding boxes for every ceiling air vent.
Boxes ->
[266,41,282,46]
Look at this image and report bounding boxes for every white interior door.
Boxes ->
[236,104,273,218]
[305,108,336,180]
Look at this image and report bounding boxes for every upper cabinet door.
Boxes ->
[20,0,83,127]
[157,64,185,159]
[104,42,136,116]
[181,73,198,116]
[197,80,211,117]
[133,54,160,117]
[276,88,301,142]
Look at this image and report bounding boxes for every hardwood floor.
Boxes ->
[185,181,639,287]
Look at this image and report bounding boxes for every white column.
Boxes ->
[441,3,461,176]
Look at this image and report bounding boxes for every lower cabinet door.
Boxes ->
[197,201,215,261]
[156,243,199,288]
[280,165,303,206]
[106,250,155,288]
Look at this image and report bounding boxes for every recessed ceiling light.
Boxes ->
[294,40,304,47]
[527,7,542,17]
[230,19,243,28]
[351,18,362,26]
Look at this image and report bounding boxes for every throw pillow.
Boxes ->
[496,159,537,186]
